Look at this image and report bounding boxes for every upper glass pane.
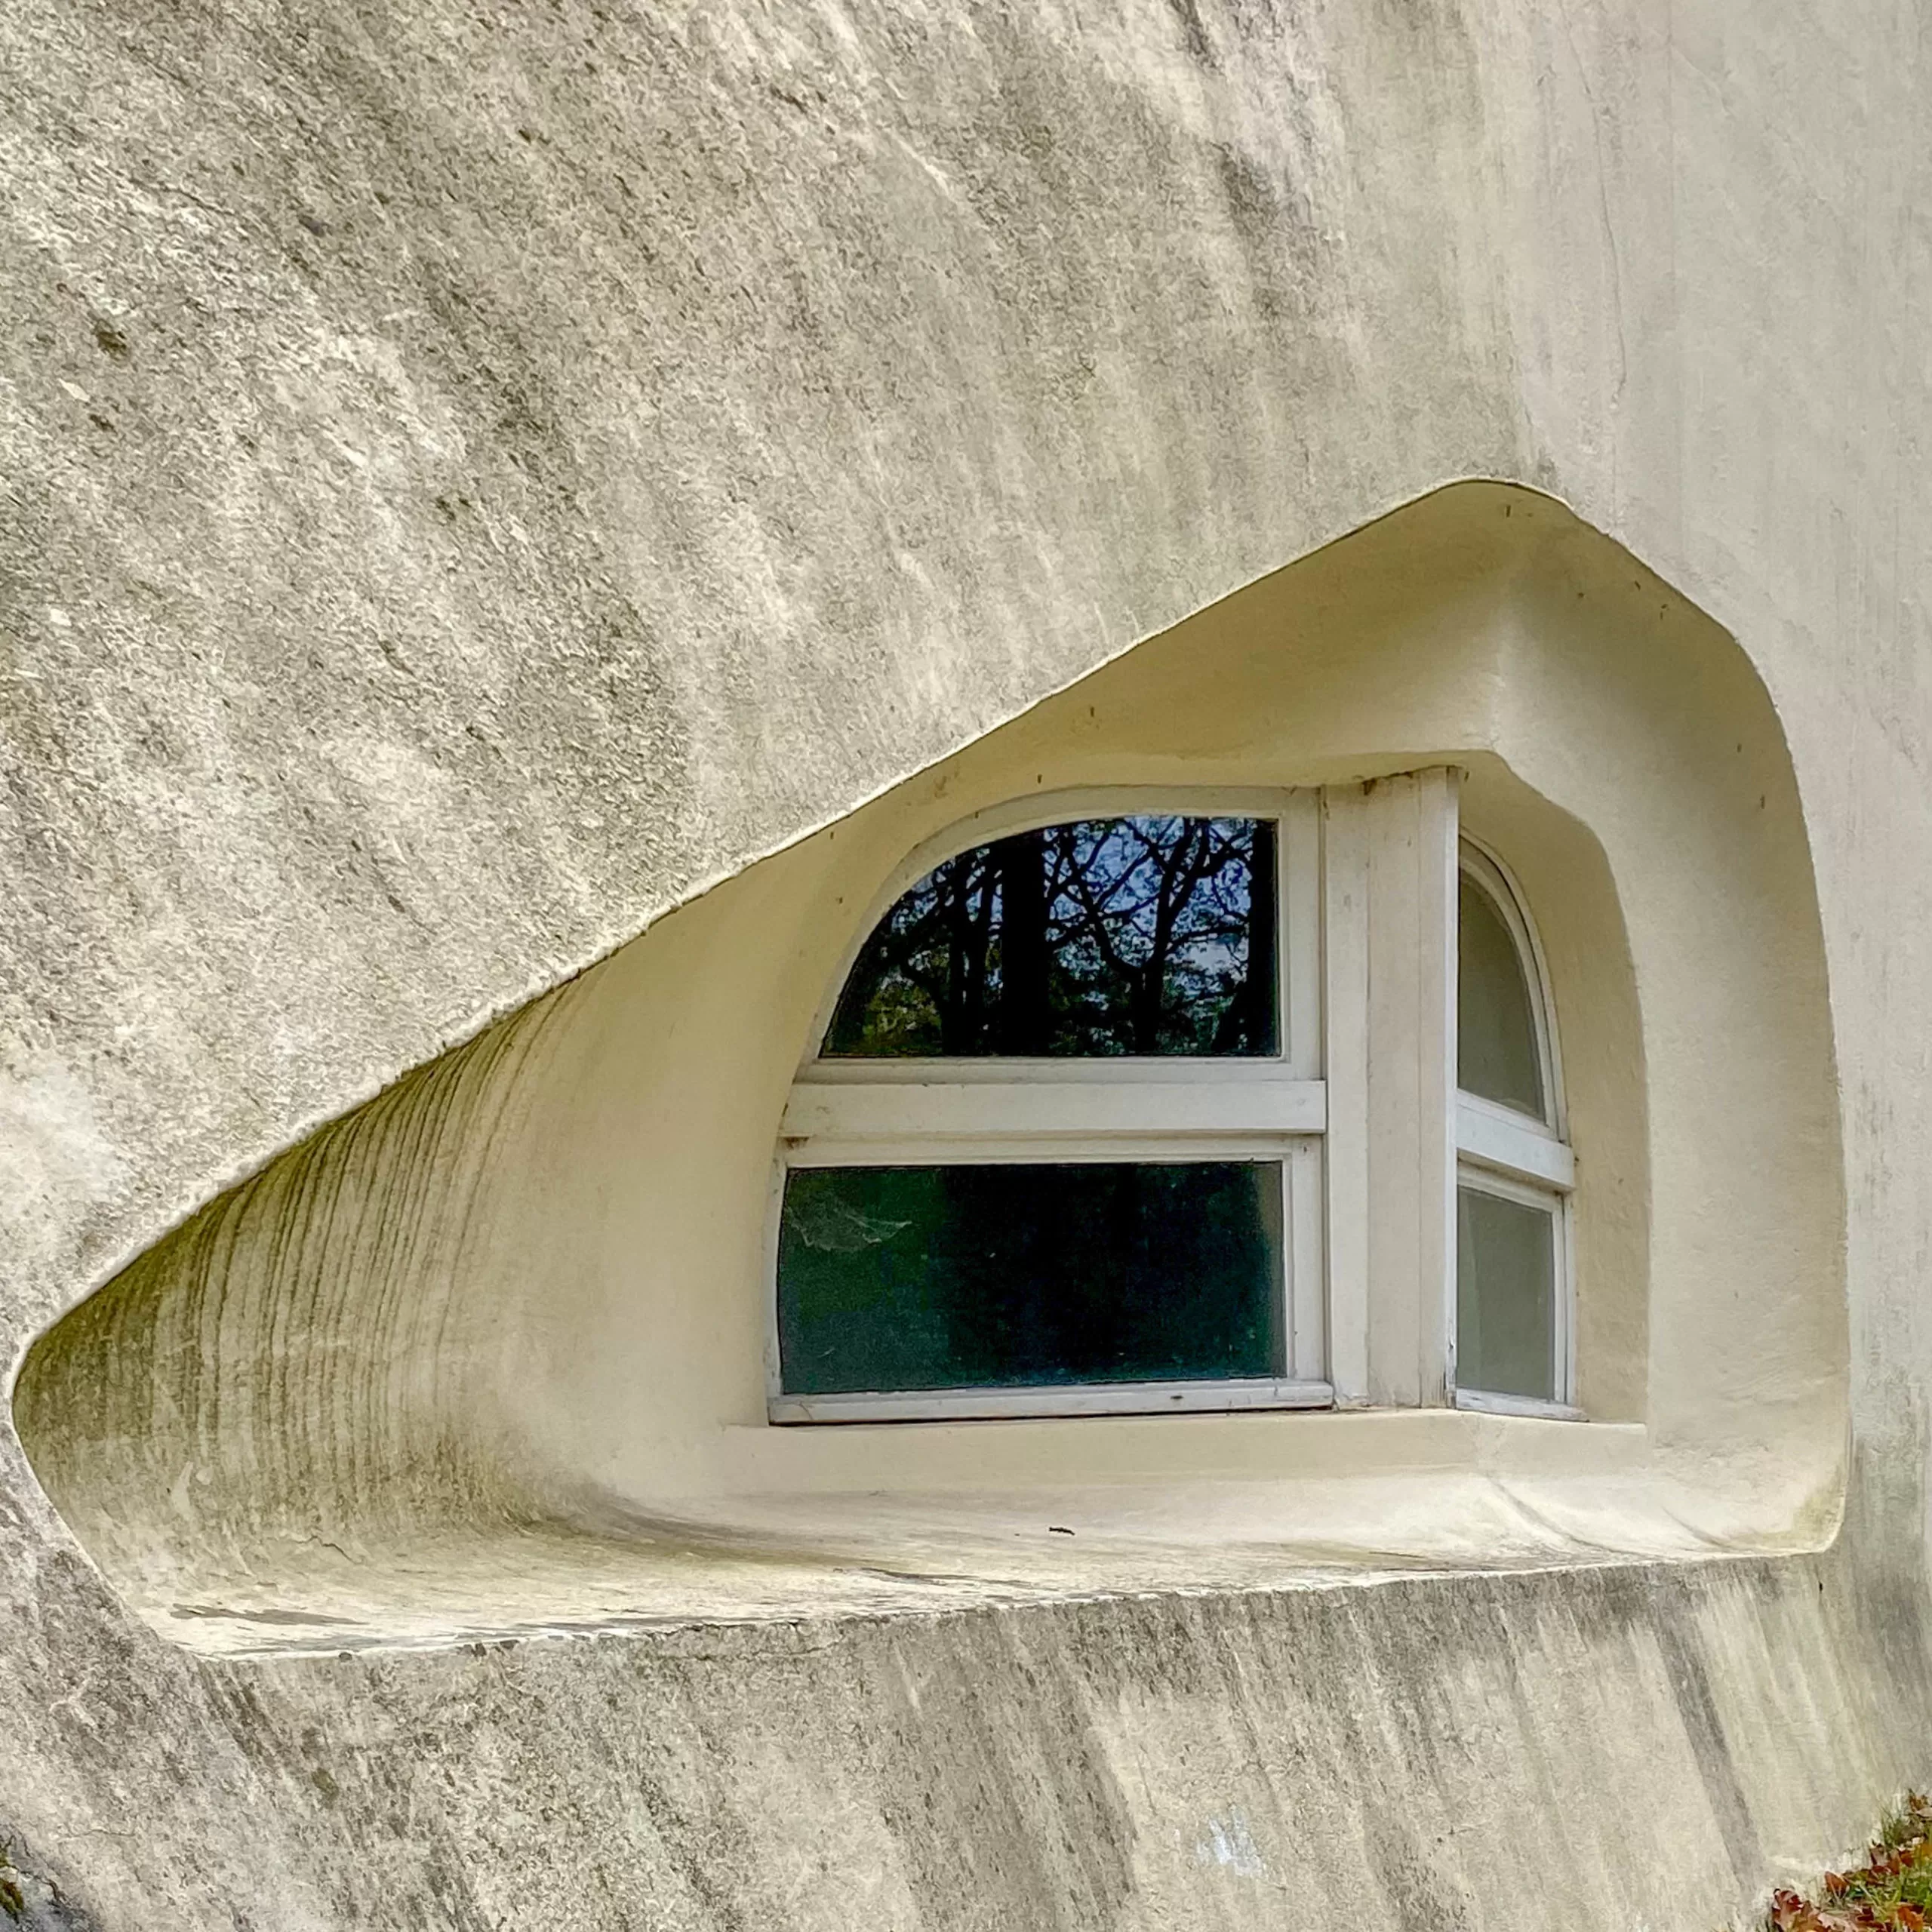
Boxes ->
[824,816,1278,1057]
[1457,871,1546,1118]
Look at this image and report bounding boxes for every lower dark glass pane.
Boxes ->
[777,1162,1284,1396]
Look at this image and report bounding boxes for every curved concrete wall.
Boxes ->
[2,1,1929,1926]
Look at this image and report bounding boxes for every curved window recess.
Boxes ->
[10,483,1847,1653]
[1452,841,1577,1418]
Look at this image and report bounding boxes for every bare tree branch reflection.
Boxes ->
[826,816,1277,1057]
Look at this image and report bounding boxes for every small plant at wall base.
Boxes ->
[0,1843,23,1924]
[1767,1798,1932,1930]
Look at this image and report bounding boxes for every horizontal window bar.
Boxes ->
[768,1377,1336,1425]
[785,1135,1311,1168]
[1454,1094,1574,1189]
[783,1078,1327,1143]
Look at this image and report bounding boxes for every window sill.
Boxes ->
[1454,1388,1586,1422]
[728,1403,1638,1494]
[127,1412,1840,1662]
[769,1378,1336,1424]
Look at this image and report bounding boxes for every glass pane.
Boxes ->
[825,816,1278,1057]
[1456,1184,1557,1401]
[777,1162,1284,1394]
[1458,873,1545,1117]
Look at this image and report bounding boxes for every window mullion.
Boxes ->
[1321,786,1371,1406]
[1282,790,1324,1078]
[1421,768,1460,1406]
[1320,769,1460,1409]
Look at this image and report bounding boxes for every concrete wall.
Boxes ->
[2,1,1929,1926]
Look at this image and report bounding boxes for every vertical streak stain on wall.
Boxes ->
[14,980,582,1598]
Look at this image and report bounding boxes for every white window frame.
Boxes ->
[768,788,1329,1424]
[765,783,1584,1429]
[1449,840,1579,1419]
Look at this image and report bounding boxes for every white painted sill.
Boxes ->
[769,1385,1595,1426]
[1454,1388,1586,1422]
[768,1377,1335,1425]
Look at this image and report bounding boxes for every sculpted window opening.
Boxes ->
[9,490,1851,1653]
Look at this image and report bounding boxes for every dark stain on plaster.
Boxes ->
[86,317,129,361]
[4,1545,1920,1929]
[1004,1561,1830,1922]
[1363,1816,1472,1932]
[0,1829,102,1932]
[623,1762,761,1932]
[1651,1604,1763,1890]
[14,983,586,1577]
[1165,0,1219,68]
[1841,1404,1932,1715]
[1211,143,1314,324]
[172,1603,355,1627]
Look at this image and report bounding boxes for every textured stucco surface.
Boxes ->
[4,0,1932,1925]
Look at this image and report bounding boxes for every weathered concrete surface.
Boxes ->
[6,1543,1930,1930]
[3,0,1931,1925]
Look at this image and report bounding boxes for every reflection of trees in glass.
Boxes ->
[826,816,1277,1057]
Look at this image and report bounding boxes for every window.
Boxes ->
[772,796,1326,1423]
[1452,844,1576,1415]
[770,779,1576,1425]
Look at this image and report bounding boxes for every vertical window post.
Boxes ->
[1319,769,1460,1407]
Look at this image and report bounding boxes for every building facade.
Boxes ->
[2,2,1930,1925]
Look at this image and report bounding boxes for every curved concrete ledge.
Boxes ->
[14,485,1847,1652]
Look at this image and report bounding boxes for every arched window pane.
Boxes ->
[1457,873,1545,1116]
[824,816,1278,1057]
